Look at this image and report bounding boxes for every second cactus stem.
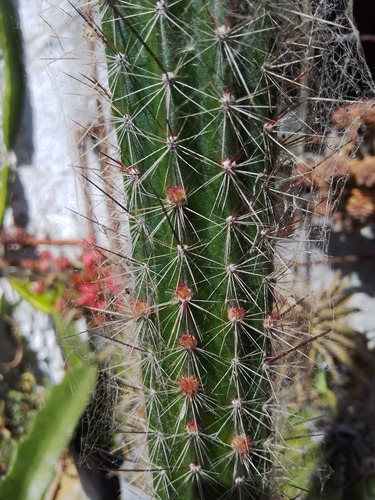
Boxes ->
[99,0,272,498]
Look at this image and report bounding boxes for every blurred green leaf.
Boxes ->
[0,163,9,227]
[0,1,24,150]
[7,278,62,314]
[7,277,93,365]
[315,369,337,409]
[277,407,322,498]
[52,311,93,367]
[0,360,96,499]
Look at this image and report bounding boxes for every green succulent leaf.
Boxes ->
[7,278,63,315]
[0,0,24,150]
[0,361,96,500]
[0,162,9,227]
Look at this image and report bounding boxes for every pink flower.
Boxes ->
[53,256,73,272]
[76,283,105,310]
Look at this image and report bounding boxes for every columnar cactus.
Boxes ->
[93,1,272,497]
[73,0,375,498]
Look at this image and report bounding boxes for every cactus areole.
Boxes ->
[101,0,271,497]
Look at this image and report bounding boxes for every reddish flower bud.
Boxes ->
[174,284,192,301]
[178,375,199,397]
[186,420,198,434]
[178,333,197,351]
[231,434,252,455]
[165,185,186,207]
[228,306,245,322]
[131,299,150,318]
[30,280,44,295]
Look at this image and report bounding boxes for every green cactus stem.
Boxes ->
[93,0,273,498]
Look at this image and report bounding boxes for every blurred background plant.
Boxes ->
[0,2,99,498]
[292,100,375,230]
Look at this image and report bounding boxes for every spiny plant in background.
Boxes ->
[293,99,375,230]
[258,1,375,497]
[69,0,375,499]
[265,271,362,397]
[264,270,375,498]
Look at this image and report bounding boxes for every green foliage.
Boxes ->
[7,277,94,365]
[0,163,9,227]
[0,281,97,498]
[7,279,63,315]
[0,360,96,500]
[0,0,24,150]
[0,0,24,227]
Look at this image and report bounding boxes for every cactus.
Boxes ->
[70,0,375,498]
[89,1,272,497]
